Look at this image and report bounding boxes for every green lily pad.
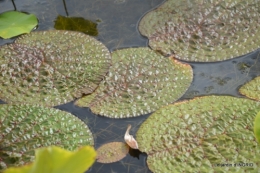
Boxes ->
[75,88,98,108]
[136,96,260,172]
[254,112,260,144]
[0,104,94,170]
[96,142,129,163]
[0,30,111,106]
[239,76,260,101]
[139,0,260,62]
[76,47,193,118]
[0,11,38,39]
[54,15,98,36]
[3,146,96,173]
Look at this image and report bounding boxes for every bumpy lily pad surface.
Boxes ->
[0,104,94,170]
[96,142,129,163]
[76,47,193,118]
[136,96,260,172]
[139,0,260,62]
[239,76,260,101]
[0,11,38,39]
[0,30,111,106]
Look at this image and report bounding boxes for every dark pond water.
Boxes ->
[1,0,260,173]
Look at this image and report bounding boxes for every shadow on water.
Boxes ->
[1,0,260,172]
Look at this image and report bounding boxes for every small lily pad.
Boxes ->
[139,0,260,62]
[96,142,129,163]
[76,47,193,118]
[0,30,111,106]
[136,96,260,172]
[3,146,96,173]
[54,15,98,36]
[239,76,260,101]
[0,104,94,170]
[0,11,38,39]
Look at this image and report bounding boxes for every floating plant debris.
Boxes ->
[139,0,260,62]
[54,15,98,36]
[0,30,111,106]
[76,47,193,118]
[0,104,94,170]
[136,96,260,172]
[124,124,138,149]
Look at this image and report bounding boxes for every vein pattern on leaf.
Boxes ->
[76,47,193,118]
[0,104,94,170]
[139,0,260,62]
[0,30,111,106]
[136,96,260,172]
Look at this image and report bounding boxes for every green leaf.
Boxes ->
[76,47,193,118]
[254,112,260,144]
[54,15,98,36]
[2,164,32,173]
[0,11,38,39]
[0,104,94,170]
[0,30,111,106]
[75,88,98,108]
[139,0,260,62]
[3,146,96,173]
[96,142,129,163]
[136,96,260,172]
[239,76,260,101]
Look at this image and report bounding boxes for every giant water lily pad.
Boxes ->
[239,76,260,101]
[0,11,38,39]
[96,142,129,163]
[76,47,193,118]
[139,0,260,62]
[0,104,94,170]
[136,96,260,172]
[0,30,111,106]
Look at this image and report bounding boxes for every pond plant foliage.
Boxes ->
[139,0,260,62]
[254,111,260,144]
[239,76,260,101]
[0,11,38,39]
[0,104,94,170]
[96,142,129,163]
[0,0,260,172]
[3,146,96,173]
[76,47,193,118]
[136,96,260,172]
[54,15,98,36]
[0,30,111,106]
